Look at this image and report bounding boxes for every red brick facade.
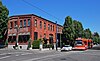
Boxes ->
[8,14,63,45]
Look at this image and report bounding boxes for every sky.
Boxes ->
[2,0,100,34]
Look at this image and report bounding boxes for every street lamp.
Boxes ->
[56,21,58,51]
[15,25,20,49]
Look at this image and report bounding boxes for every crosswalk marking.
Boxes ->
[0,56,10,60]
[0,52,32,60]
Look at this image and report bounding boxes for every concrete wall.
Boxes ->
[8,45,28,50]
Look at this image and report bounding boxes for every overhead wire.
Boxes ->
[21,0,61,21]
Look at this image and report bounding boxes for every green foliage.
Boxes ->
[84,28,92,39]
[43,44,53,48]
[62,16,94,46]
[73,20,84,38]
[32,40,41,49]
[0,1,9,41]
[93,32,99,37]
[92,32,100,44]
[62,16,75,45]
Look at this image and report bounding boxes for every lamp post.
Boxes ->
[56,21,58,51]
[15,25,20,49]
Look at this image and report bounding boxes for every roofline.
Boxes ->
[9,14,63,27]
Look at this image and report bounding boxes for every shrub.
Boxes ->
[43,44,48,48]
[32,40,41,49]
[49,44,53,48]
[43,44,53,48]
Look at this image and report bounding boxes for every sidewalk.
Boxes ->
[30,47,61,51]
[0,47,61,52]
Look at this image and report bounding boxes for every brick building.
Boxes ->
[8,14,63,48]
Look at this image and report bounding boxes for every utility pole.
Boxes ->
[15,25,20,49]
[56,21,58,51]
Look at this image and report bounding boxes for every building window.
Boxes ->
[10,22,13,28]
[28,19,30,26]
[40,21,42,29]
[24,19,26,27]
[59,27,61,32]
[48,24,50,30]
[34,32,38,40]
[14,21,17,27]
[58,27,61,32]
[34,19,37,27]
[44,22,46,30]
[51,25,52,31]
[20,20,22,27]
[53,25,54,31]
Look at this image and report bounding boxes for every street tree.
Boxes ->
[84,28,92,39]
[0,1,9,43]
[62,16,75,45]
[93,32,99,37]
[92,32,100,44]
[73,20,84,38]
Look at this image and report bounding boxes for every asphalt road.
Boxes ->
[0,45,100,61]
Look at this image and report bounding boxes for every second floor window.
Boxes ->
[44,22,46,30]
[51,25,52,31]
[24,19,26,27]
[40,21,42,29]
[48,24,50,30]
[10,22,13,28]
[20,20,22,27]
[34,19,37,27]
[28,19,30,26]
[57,26,59,32]
[14,21,17,27]
[53,25,54,31]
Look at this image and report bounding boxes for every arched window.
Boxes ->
[24,19,26,27]
[34,19,37,27]
[40,21,42,29]
[44,22,46,30]
[28,19,30,26]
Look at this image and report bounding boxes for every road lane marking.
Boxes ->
[0,52,24,56]
[0,56,10,60]
[15,55,19,56]
[22,51,86,61]
[23,52,71,61]
[0,53,7,55]
[21,53,32,56]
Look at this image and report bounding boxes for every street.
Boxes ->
[0,46,100,61]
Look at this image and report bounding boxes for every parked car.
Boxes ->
[61,45,72,51]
